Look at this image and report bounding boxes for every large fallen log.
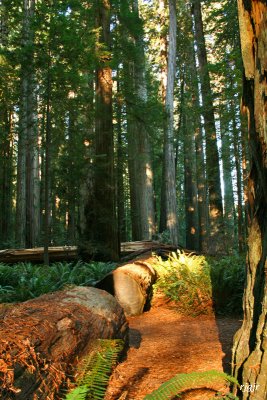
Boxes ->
[0,286,128,399]
[96,256,158,316]
[0,246,77,264]
[0,241,182,264]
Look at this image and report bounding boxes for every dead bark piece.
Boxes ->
[96,257,157,316]
[0,286,128,399]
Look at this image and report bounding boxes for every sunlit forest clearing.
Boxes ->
[0,0,266,399]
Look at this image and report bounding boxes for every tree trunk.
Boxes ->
[232,2,267,399]
[232,102,245,253]
[0,109,14,245]
[16,0,40,249]
[90,0,119,261]
[219,105,235,250]
[183,112,199,251]
[159,0,168,234]
[16,84,27,248]
[44,54,52,265]
[0,287,128,399]
[116,82,127,242]
[191,48,209,253]
[122,0,155,241]
[192,0,224,253]
[161,0,178,245]
[0,4,14,246]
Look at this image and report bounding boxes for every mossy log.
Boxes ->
[96,256,157,316]
[0,287,128,399]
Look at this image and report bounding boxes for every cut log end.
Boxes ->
[96,257,157,316]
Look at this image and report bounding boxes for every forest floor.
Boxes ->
[105,294,242,400]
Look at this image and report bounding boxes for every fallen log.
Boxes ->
[0,241,183,264]
[0,246,78,264]
[96,256,158,316]
[0,286,128,399]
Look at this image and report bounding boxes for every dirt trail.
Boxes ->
[105,304,241,400]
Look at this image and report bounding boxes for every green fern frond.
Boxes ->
[65,385,88,400]
[65,339,124,400]
[144,370,239,400]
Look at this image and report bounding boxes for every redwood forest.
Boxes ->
[0,0,266,399]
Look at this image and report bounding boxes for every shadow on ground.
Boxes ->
[215,317,242,373]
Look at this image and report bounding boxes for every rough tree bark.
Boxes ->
[232,1,267,399]
[0,287,128,399]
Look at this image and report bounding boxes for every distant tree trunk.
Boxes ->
[232,2,267,399]
[16,0,40,249]
[228,62,245,252]
[43,56,52,266]
[181,66,199,250]
[219,107,235,249]
[0,2,14,246]
[183,113,199,250]
[192,0,224,253]
[161,0,178,245]
[122,0,155,241]
[231,102,245,253]
[116,83,127,243]
[159,0,167,233]
[16,85,27,248]
[191,38,208,252]
[0,110,13,245]
[84,0,119,261]
[66,102,77,244]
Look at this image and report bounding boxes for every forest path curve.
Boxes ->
[105,302,241,400]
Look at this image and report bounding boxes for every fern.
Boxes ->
[144,370,239,400]
[65,339,124,400]
[65,386,88,400]
[153,251,212,315]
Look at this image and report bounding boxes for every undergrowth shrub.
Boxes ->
[0,260,116,303]
[153,251,213,316]
[153,251,246,316]
[208,253,246,315]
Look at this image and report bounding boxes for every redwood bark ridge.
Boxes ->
[232,1,267,398]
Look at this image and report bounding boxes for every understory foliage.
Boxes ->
[153,251,245,316]
[209,253,246,315]
[0,260,116,303]
[143,370,239,400]
[65,339,124,400]
[153,251,213,315]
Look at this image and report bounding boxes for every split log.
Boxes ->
[96,256,157,316]
[0,286,128,400]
